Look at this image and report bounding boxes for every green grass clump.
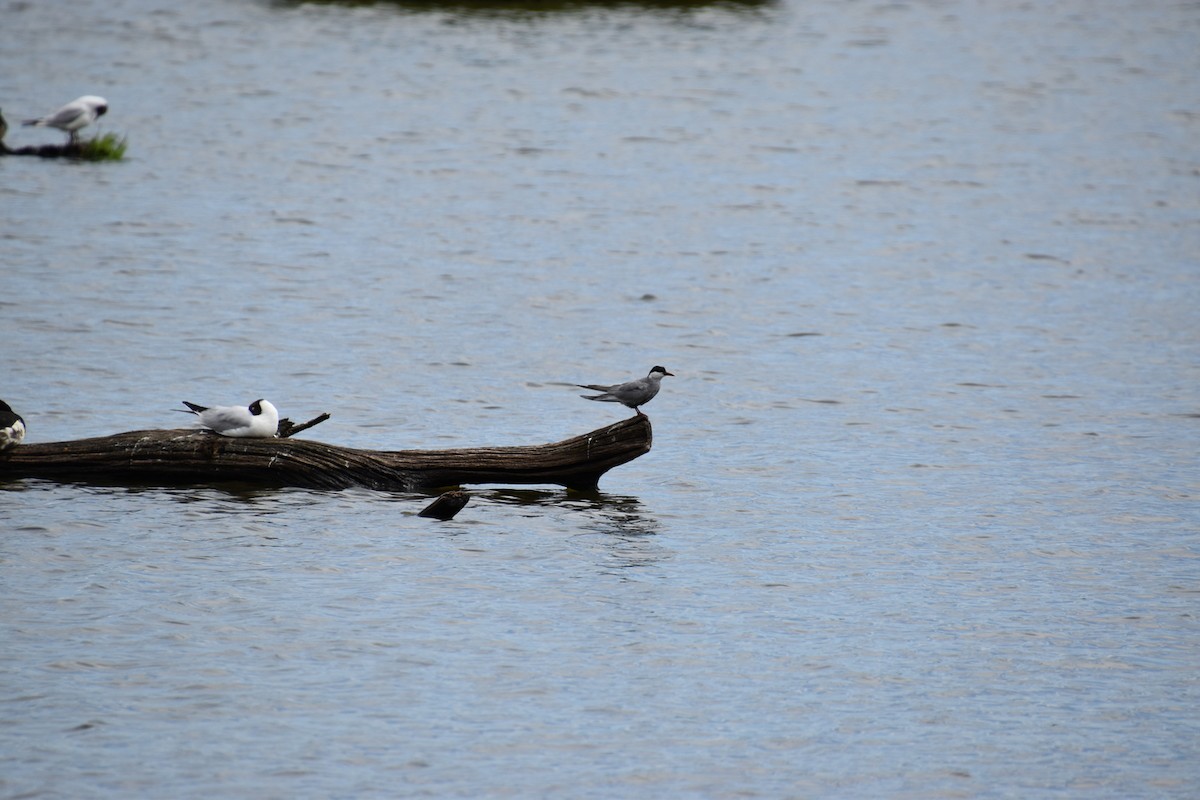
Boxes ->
[79,132,128,161]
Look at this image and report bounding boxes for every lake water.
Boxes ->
[2,0,1198,797]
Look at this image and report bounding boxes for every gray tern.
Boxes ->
[178,399,279,438]
[23,95,108,145]
[577,366,674,415]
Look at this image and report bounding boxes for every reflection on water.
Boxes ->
[487,487,663,536]
[481,488,667,569]
[343,487,676,578]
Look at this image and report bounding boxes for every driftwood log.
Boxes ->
[1,142,90,158]
[0,416,652,492]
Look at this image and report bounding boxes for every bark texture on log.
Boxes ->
[0,416,652,492]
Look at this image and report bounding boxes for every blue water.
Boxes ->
[2,0,1197,797]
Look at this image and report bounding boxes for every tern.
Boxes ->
[23,95,108,145]
[0,399,26,450]
[577,366,674,415]
[178,399,279,438]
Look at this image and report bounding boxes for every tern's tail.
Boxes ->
[579,393,617,402]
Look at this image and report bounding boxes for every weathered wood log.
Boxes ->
[419,490,470,520]
[0,110,126,160]
[0,416,652,492]
[1,142,89,158]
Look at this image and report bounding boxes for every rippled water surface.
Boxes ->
[2,0,1198,797]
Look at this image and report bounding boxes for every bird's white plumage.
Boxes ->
[23,96,108,143]
[0,400,26,450]
[181,399,279,438]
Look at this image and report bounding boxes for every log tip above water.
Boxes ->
[419,490,470,520]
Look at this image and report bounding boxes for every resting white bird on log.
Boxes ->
[178,399,279,438]
[0,399,25,450]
